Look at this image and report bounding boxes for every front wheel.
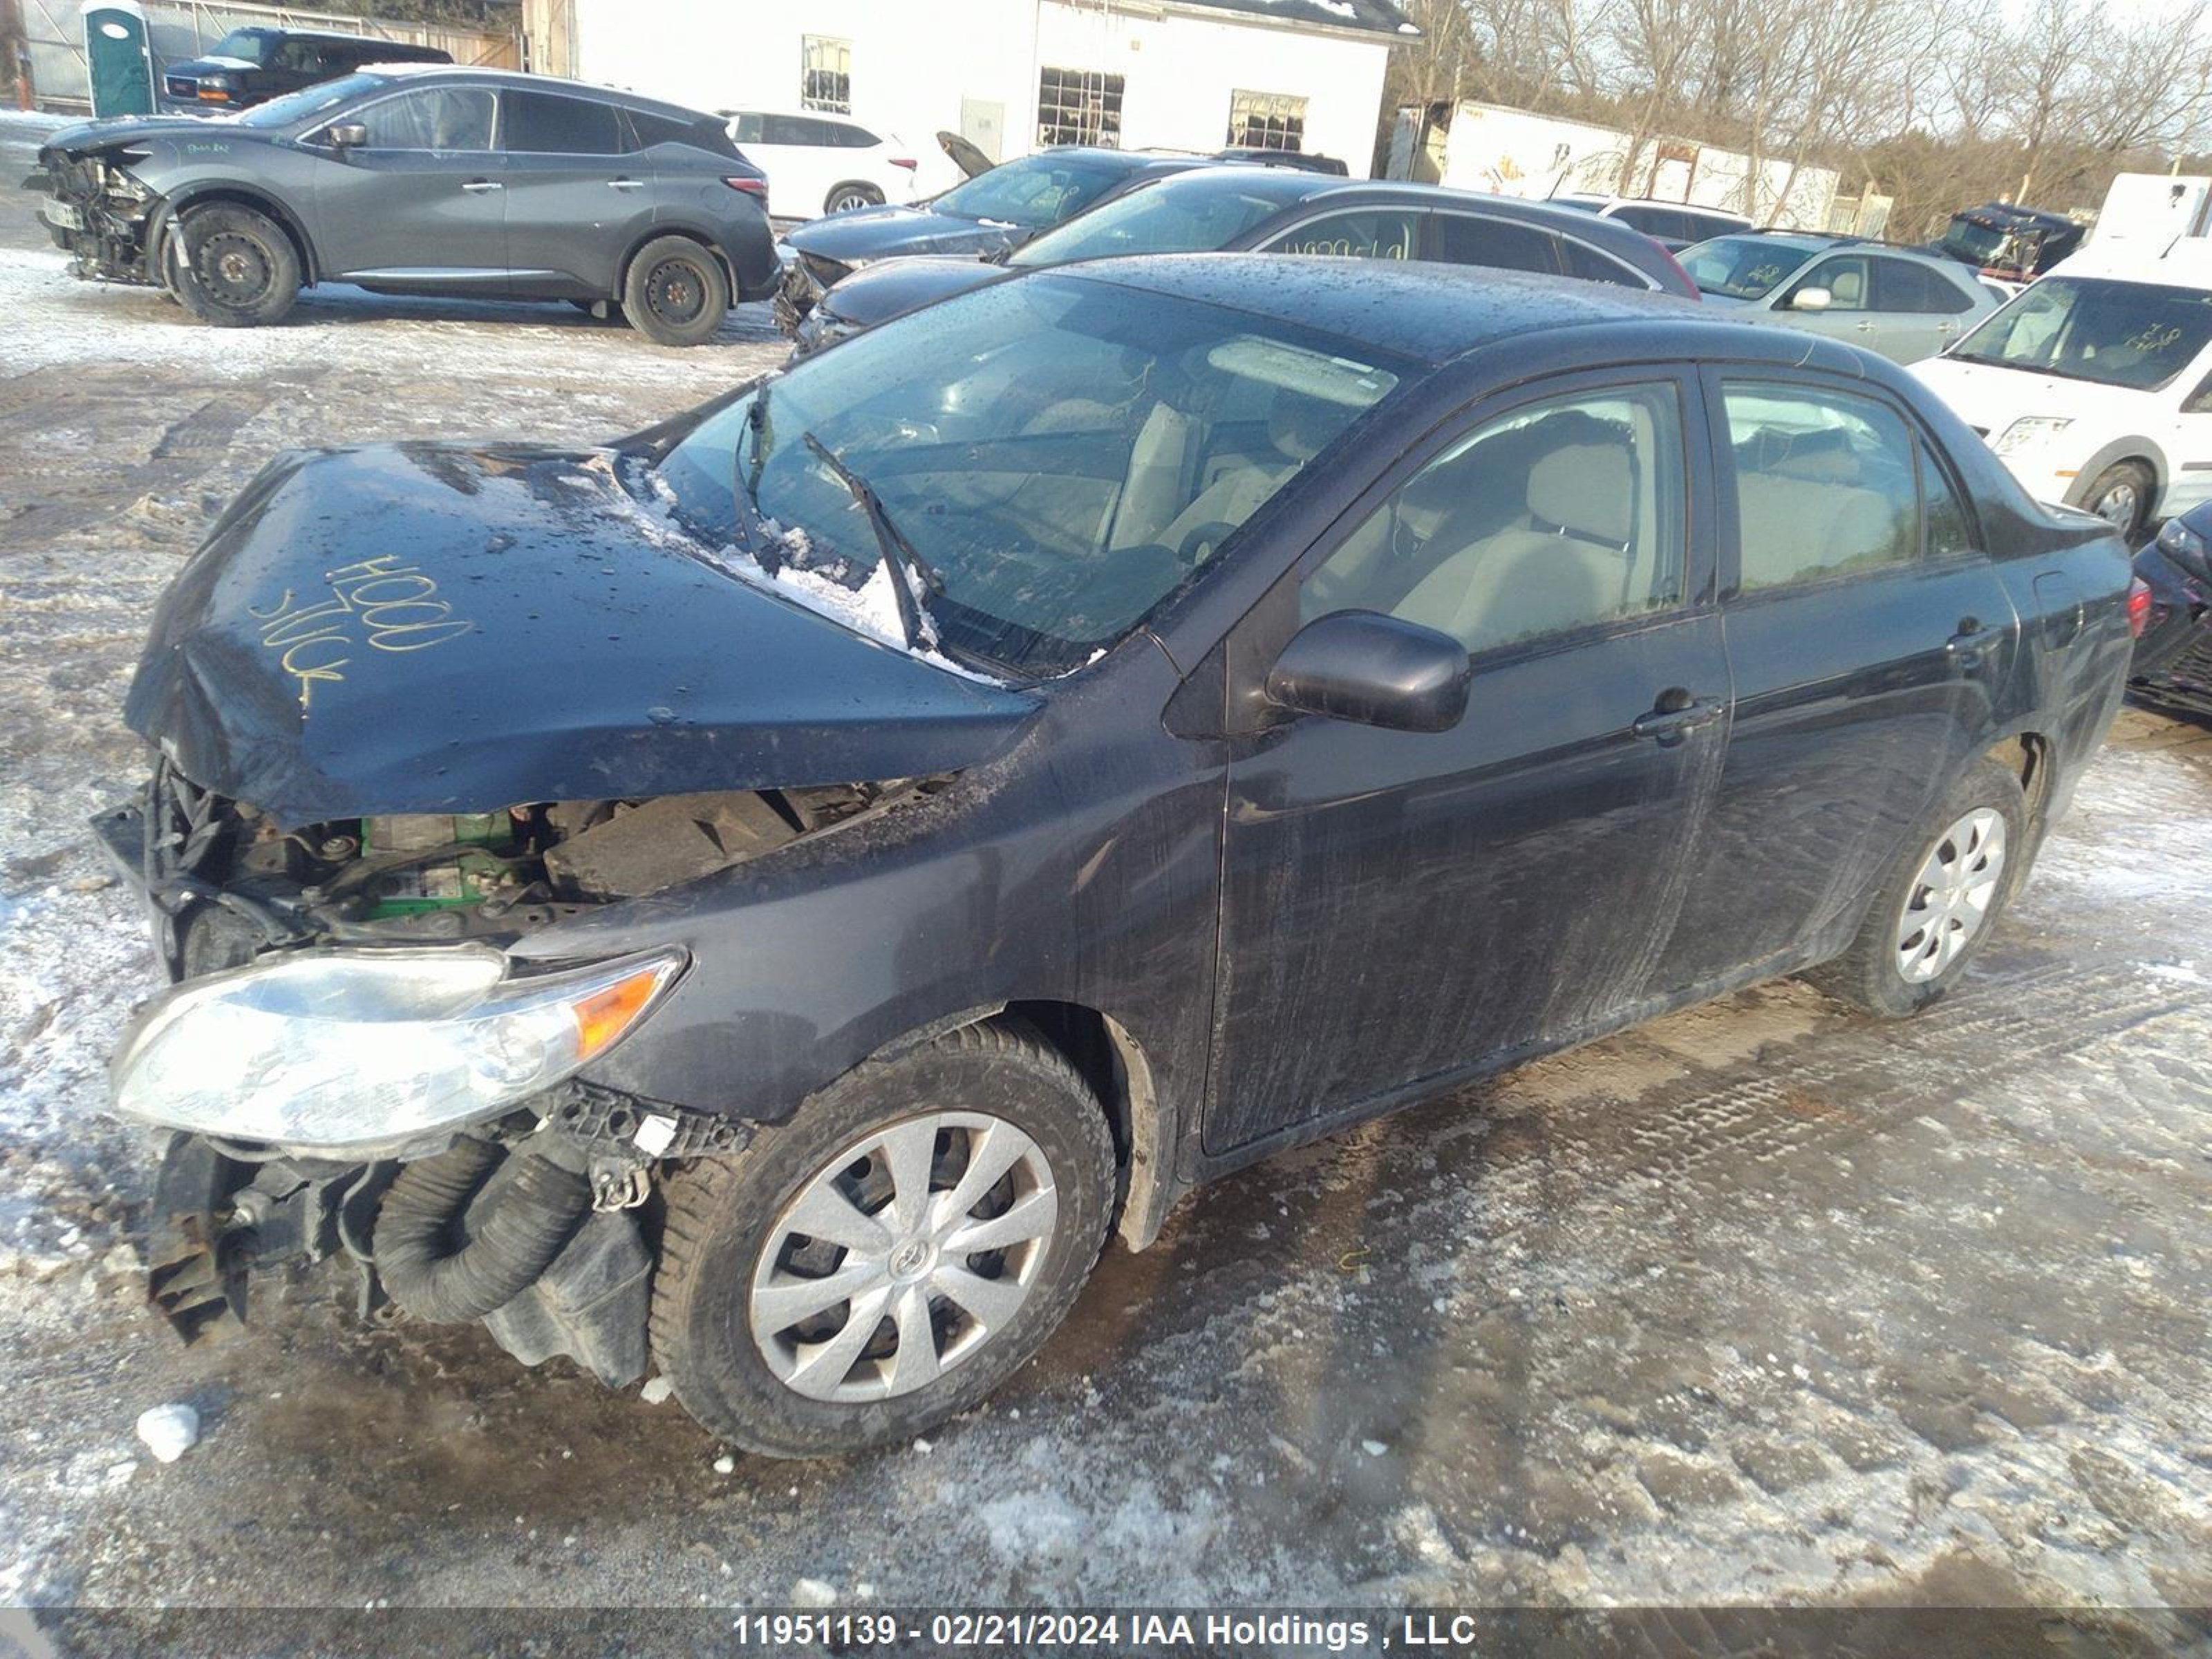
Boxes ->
[2082,460,2153,543]
[1805,757,2027,1018]
[650,1020,1116,1457]
[622,236,729,347]
[171,204,300,328]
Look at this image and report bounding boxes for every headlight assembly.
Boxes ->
[111,946,684,1152]
[1993,415,2072,456]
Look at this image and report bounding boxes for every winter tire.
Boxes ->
[2081,460,2153,543]
[650,1019,1116,1457]
[1806,756,2027,1018]
[171,204,300,328]
[623,236,729,347]
[825,182,884,215]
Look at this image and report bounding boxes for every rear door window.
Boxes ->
[1561,238,1651,288]
[1427,213,1561,274]
[502,91,624,155]
[1723,383,1920,590]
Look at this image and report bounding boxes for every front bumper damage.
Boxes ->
[97,765,753,1389]
[773,252,846,337]
[26,149,162,285]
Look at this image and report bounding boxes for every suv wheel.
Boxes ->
[1806,756,2027,1018]
[172,204,300,328]
[2083,460,2153,543]
[825,182,884,215]
[622,236,729,347]
[650,1020,1116,1457]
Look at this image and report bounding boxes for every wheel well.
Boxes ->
[169,187,316,284]
[1002,1000,1170,1252]
[618,231,735,303]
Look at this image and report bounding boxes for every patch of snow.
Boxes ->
[789,1576,838,1606]
[639,1376,674,1405]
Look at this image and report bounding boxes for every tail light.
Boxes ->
[2127,577,2153,638]
[889,158,917,171]
[724,177,767,200]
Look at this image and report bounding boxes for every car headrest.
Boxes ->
[1528,442,1633,546]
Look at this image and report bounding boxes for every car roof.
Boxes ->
[1049,253,1727,364]
[350,66,715,124]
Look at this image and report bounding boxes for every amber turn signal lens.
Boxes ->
[570,964,669,1061]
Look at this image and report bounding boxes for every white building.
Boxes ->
[521,0,1416,177]
[1389,100,1842,231]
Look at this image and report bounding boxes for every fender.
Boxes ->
[2063,434,2168,516]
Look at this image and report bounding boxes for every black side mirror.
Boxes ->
[1264,610,1471,733]
[324,122,368,151]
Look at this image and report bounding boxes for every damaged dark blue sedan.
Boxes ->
[100,258,2136,1456]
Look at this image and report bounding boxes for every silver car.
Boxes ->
[1678,232,2000,363]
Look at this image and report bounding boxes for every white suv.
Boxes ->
[1913,241,2212,540]
[722,111,957,222]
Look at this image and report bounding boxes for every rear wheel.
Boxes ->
[825,181,884,215]
[622,236,728,347]
[650,1020,1116,1457]
[2082,460,2153,543]
[1806,757,2027,1018]
[171,203,300,328]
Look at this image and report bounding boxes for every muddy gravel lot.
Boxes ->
[2,112,2210,1652]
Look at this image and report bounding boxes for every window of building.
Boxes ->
[1037,66,1123,148]
[801,35,852,115]
[1226,89,1306,152]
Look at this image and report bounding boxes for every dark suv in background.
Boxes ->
[36,68,776,346]
[160,27,449,113]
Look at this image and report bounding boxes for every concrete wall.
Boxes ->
[565,0,1389,176]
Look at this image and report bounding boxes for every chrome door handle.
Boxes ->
[608,178,644,190]
[1631,693,1725,745]
[1855,320,1877,332]
[460,178,503,193]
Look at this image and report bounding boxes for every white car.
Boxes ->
[722,111,956,222]
[1912,241,2212,540]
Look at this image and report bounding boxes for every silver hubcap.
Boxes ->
[1895,807,2006,983]
[2094,482,2139,527]
[749,1112,1058,1403]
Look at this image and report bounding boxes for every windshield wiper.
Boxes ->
[731,384,778,561]
[800,430,944,651]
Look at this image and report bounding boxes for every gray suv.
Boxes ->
[35,68,778,346]
[1677,232,1999,364]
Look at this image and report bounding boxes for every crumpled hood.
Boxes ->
[124,443,1040,826]
[820,254,1011,326]
[786,204,1027,265]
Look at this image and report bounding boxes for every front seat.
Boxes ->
[1154,391,1335,562]
[1396,441,1634,651]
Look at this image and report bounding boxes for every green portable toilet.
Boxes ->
[83,0,156,118]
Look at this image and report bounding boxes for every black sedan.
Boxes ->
[37,68,774,345]
[2132,507,2212,717]
[97,258,2133,1459]
[788,168,1698,356]
[774,146,1201,330]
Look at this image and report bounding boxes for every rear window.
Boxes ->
[503,91,624,156]
[1562,238,1652,289]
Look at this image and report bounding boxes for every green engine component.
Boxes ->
[360,813,520,918]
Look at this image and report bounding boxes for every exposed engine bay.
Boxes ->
[35,145,162,286]
[97,758,948,977]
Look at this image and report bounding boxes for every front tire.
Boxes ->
[171,203,300,328]
[1806,757,2027,1018]
[622,236,729,347]
[2082,460,2153,543]
[650,1020,1116,1457]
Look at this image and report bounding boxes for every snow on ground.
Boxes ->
[2,172,2211,1639]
